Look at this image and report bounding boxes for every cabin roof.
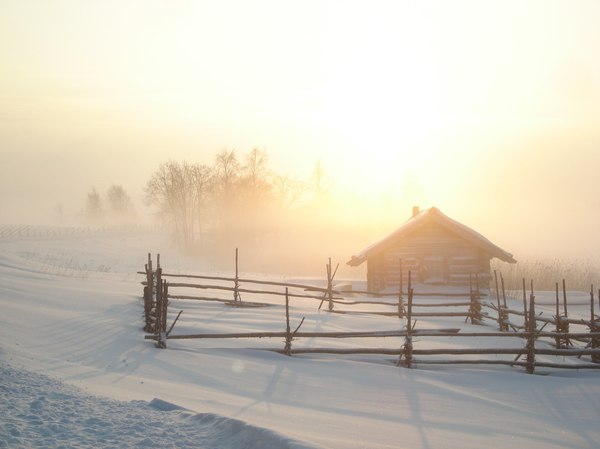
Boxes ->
[347,207,516,266]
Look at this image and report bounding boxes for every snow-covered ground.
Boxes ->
[0,360,313,449]
[1,228,599,449]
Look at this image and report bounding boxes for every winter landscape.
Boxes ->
[2,1,600,448]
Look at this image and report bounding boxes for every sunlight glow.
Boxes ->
[1,0,600,259]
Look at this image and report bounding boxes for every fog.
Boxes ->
[2,1,600,275]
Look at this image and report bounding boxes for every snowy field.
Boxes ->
[1,228,599,449]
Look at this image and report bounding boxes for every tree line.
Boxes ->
[144,148,324,250]
[85,184,136,225]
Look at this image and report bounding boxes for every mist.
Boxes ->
[2,1,600,275]
[2,127,599,279]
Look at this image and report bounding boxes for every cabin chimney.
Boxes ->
[412,206,420,217]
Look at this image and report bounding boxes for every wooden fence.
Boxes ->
[140,253,600,373]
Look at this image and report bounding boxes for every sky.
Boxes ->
[1,0,599,260]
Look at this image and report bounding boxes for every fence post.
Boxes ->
[399,258,403,301]
[143,263,153,332]
[162,281,168,337]
[590,285,599,363]
[404,286,414,368]
[522,278,528,330]
[494,270,508,331]
[154,267,161,327]
[500,273,507,308]
[145,253,155,331]
[327,258,335,312]
[554,282,563,348]
[284,288,292,356]
[469,287,482,325]
[561,279,571,346]
[400,271,414,368]
[156,282,168,349]
[398,259,404,319]
[562,279,568,317]
[154,267,167,348]
[234,248,241,303]
[526,290,536,374]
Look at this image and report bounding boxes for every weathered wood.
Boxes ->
[284,288,291,355]
[167,283,339,301]
[166,310,182,337]
[494,270,501,311]
[555,282,562,348]
[397,259,404,318]
[145,255,154,331]
[368,219,499,289]
[536,331,600,339]
[413,301,472,308]
[522,278,528,329]
[161,282,168,336]
[168,294,237,303]
[140,272,332,294]
[234,247,241,302]
[328,310,472,318]
[412,348,525,355]
[327,258,334,311]
[526,293,536,374]
[399,259,403,300]
[402,275,414,368]
[591,285,600,363]
[591,284,595,325]
[533,362,600,370]
[500,272,507,308]
[416,359,528,367]
[534,348,600,356]
[469,288,482,325]
[333,299,471,308]
[282,348,405,355]
[141,252,600,372]
[147,329,465,340]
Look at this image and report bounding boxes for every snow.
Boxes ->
[1,228,599,449]
[0,361,312,449]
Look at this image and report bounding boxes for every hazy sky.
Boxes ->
[1,0,599,259]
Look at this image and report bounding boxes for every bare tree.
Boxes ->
[85,188,103,223]
[242,148,270,195]
[190,164,213,243]
[106,184,135,222]
[144,149,310,251]
[273,175,306,211]
[145,161,196,246]
[214,149,240,194]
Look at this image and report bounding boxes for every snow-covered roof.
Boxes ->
[347,207,516,266]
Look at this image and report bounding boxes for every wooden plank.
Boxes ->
[285,348,404,355]
[533,362,600,369]
[416,359,528,367]
[167,283,337,301]
[150,328,464,340]
[412,348,524,355]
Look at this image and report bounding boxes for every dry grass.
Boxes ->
[491,258,600,295]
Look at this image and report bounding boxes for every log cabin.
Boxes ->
[347,207,516,291]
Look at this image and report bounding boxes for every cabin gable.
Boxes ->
[351,207,515,291]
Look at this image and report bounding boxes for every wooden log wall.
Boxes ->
[369,221,493,290]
